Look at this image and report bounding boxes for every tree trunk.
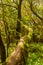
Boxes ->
[0,33,6,65]
[16,0,23,43]
[7,36,26,65]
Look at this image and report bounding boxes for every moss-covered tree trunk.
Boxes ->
[16,0,23,42]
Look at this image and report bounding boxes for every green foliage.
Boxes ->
[0,0,43,65]
[27,42,43,65]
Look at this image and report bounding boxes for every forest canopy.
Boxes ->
[0,0,43,65]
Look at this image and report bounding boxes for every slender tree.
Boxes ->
[16,0,23,43]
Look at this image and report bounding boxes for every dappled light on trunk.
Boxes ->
[7,36,26,65]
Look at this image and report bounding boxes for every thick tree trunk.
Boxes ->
[7,36,26,65]
[0,33,6,65]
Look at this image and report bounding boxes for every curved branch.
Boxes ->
[0,3,18,9]
[30,1,43,20]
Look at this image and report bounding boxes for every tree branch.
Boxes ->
[30,1,43,20]
[0,3,18,9]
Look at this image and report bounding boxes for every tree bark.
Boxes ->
[7,36,26,65]
[0,33,6,65]
[16,0,23,42]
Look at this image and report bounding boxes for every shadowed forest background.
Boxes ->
[0,0,43,65]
